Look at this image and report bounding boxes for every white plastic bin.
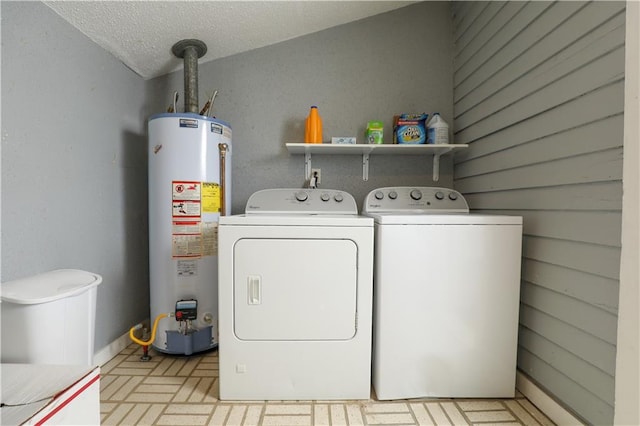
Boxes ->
[1,269,102,365]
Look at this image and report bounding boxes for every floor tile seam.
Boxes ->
[409,401,439,426]
[115,365,161,372]
[426,400,464,426]
[106,372,160,404]
[124,402,174,426]
[171,376,203,403]
[514,398,555,426]
[140,376,189,385]
[208,404,232,425]
[100,354,129,375]
[100,401,136,425]
[110,376,146,402]
[120,402,156,425]
[101,375,134,400]
[440,400,473,425]
[229,403,260,426]
[399,401,421,426]
[457,400,515,415]
[98,402,532,426]
[100,396,537,422]
[188,377,217,403]
[501,399,539,425]
[459,399,538,425]
[147,402,172,426]
[318,401,348,426]
[151,357,178,376]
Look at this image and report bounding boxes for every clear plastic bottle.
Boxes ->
[305,106,323,144]
[427,113,449,144]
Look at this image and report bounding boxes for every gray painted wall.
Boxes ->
[1,2,150,350]
[451,2,625,425]
[2,2,454,356]
[146,1,455,213]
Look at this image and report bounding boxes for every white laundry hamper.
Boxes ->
[1,269,102,365]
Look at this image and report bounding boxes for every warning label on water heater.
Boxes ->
[171,180,221,259]
[172,234,203,258]
[173,182,201,201]
[202,222,218,256]
[172,181,202,258]
[202,182,221,213]
[172,201,200,217]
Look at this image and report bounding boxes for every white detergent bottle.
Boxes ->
[427,113,449,144]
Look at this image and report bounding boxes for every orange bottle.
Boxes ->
[305,106,323,144]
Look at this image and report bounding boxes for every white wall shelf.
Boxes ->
[285,143,468,182]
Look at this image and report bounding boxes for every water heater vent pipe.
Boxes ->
[172,39,207,114]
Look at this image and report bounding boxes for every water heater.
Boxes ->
[148,113,231,354]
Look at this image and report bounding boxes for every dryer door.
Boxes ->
[233,238,358,340]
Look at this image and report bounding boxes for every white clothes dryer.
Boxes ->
[218,188,374,400]
[363,187,523,400]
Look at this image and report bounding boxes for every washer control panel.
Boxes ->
[246,188,358,214]
[363,187,469,214]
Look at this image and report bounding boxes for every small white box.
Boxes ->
[331,137,356,144]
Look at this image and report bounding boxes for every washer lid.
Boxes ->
[1,269,102,305]
[368,213,522,225]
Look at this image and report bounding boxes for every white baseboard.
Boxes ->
[516,371,584,425]
[92,330,135,366]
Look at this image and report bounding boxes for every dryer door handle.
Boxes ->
[248,275,262,305]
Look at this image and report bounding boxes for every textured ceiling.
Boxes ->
[44,1,416,80]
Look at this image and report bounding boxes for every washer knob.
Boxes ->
[320,193,330,202]
[410,189,422,200]
[448,192,458,201]
[435,191,445,200]
[334,193,344,202]
[374,191,384,200]
[389,191,398,200]
[295,191,308,202]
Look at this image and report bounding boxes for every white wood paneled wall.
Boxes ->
[451,2,625,425]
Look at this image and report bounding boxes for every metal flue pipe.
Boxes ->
[171,39,207,114]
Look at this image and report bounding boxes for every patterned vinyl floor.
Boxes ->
[100,343,555,426]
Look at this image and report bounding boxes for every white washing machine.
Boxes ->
[218,188,374,400]
[363,186,523,400]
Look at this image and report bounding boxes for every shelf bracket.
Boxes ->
[362,153,370,181]
[432,153,441,182]
[305,152,312,181]
[432,147,453,182]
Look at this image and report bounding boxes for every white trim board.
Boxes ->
[516,370,584,426]
[93,329,138,367]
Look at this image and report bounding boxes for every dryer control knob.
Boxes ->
[374,191,384,200]
[448,192,458,201]
[334,193,344,202]
[389,191,398,200]
[320,193,330,202]
[435,191,445,200]
[295,191,308,202]
[410,189,422,200]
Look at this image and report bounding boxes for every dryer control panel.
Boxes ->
[363,187,469,214]
[246,188,358,215]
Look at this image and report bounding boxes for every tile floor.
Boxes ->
[100,344,555,426]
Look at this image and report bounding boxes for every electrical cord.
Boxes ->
[1,395,55,408]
